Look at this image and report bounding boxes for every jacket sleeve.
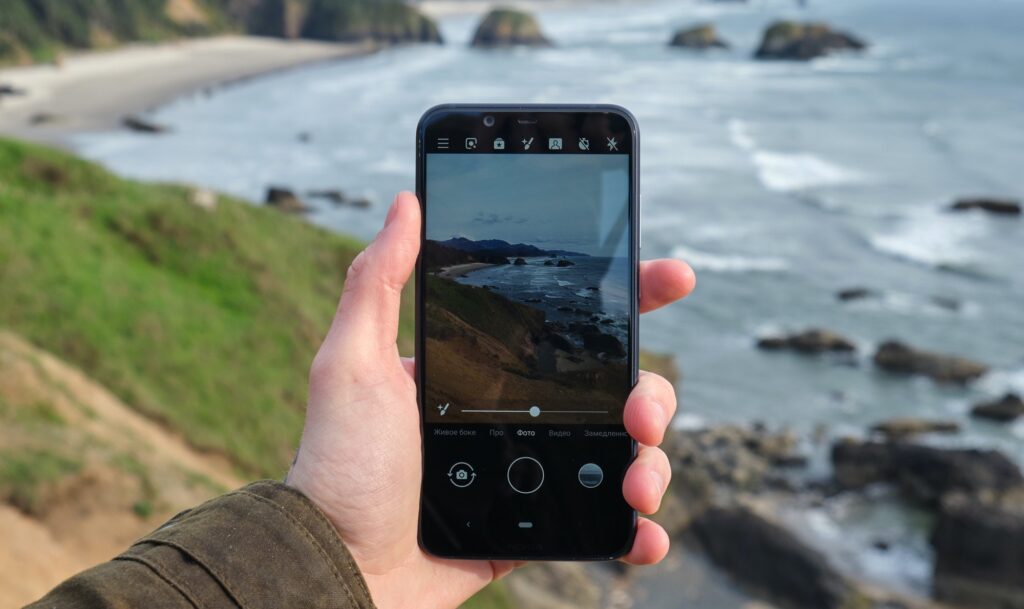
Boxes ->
[25,481,377,609]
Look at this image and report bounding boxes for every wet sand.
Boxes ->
[437,262,496,278]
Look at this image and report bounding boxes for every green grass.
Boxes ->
[0,0,441,66]
[425,275,544,348]
[459,582,514,609]
[0,137,413,477]
[0,448,82,514]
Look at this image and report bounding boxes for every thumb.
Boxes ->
[323,191,420,363]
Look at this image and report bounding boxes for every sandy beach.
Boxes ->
[437,262,497,278]
[0,36,375,145]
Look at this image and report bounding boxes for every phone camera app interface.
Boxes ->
[423,136,631,425]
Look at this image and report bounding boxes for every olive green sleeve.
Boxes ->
[25,481,377,609]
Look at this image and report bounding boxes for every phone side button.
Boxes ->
[638,193,643,250]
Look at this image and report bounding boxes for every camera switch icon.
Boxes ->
[448,462,476,488]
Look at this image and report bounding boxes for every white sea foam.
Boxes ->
[672,413,706,431]
[866,208,985,269]
[752,151,866,192]
[556,279,573,287]
[727,118,756,151]
[672,245,789,273]
[727,118,866,192]
[977,366,1024,396]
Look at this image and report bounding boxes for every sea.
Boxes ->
[455,255,632,347]
[72,0,1024,603]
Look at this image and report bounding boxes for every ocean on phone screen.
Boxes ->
[456,255,631,347]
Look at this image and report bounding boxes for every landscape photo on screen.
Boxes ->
[424,153,632,424]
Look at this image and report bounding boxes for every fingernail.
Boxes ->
[650,469,665,495]
[384,197,401,227]
[651,400,666,429]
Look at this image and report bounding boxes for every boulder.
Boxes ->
[831,439,1024,506]
[513,257,527,266]
[579,327,625,357]
[754,21,866,61]
[690,504,856,609]
[122,115,170,134]
[543,260,555,266]
[555,259,575,267]
[470,8,552,48]
[665,425,806,496]
[873,340,988,384]
[504,562,601,609]
[931,491,1024,609]
[0,83,26,97]
[971,393,1024,423]
[264,186,308,213]
[756,328,856,354]
[307,189,344,204]
[836,287,877,302]
[950,197,1021,216]
[870,417,960,440]
[669,24,729,49]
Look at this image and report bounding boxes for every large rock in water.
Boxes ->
[669,24,729,49]
[873,340,988,384]
[971,393,1024,423]
[950,197,1021,216]
[470,8,552,48]
[831,439,1024,506]
[870,417,960,440]
[754,21,866,61]
[932,492,1024,609]
[690,504,857,609]
[756,328,856,354]
[265,186,308,213]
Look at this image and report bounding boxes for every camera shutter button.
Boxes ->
[507,457,544,494]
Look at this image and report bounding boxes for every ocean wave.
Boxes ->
[726,119,867,192]
[672,413,706,431]
[977,366,1024,397]
[671,245,788,273]
[752,151,866,192]
[843,291,980,318]
[865,208,985,270]
[727,118,756,151]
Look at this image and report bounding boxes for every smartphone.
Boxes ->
[416,104,639,560]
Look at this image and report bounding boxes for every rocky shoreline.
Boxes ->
[651,420,1024,609]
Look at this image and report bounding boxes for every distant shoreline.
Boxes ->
[0,36,377,147]
[437,262,497,278]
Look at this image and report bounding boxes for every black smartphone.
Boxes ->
[415,104,639,560]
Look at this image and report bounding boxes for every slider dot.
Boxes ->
[529,406,541,418]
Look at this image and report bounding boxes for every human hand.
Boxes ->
[286,192,696,609]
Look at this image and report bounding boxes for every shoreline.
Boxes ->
[437,262,497,278]
[0,36,377,147]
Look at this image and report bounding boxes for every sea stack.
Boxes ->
[470,8,552,48]
[669,24,729,49]
[754,21,866,61]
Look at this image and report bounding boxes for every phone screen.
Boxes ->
[417,107,637,559]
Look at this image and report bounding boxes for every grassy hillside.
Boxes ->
[0,137,413,476]
[0,137,678,607]
[0,0,440,65]
[0,0,232,63]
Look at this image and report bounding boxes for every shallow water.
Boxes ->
[73,0,1024,600]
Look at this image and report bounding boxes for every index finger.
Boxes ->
[640,259,696,314]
